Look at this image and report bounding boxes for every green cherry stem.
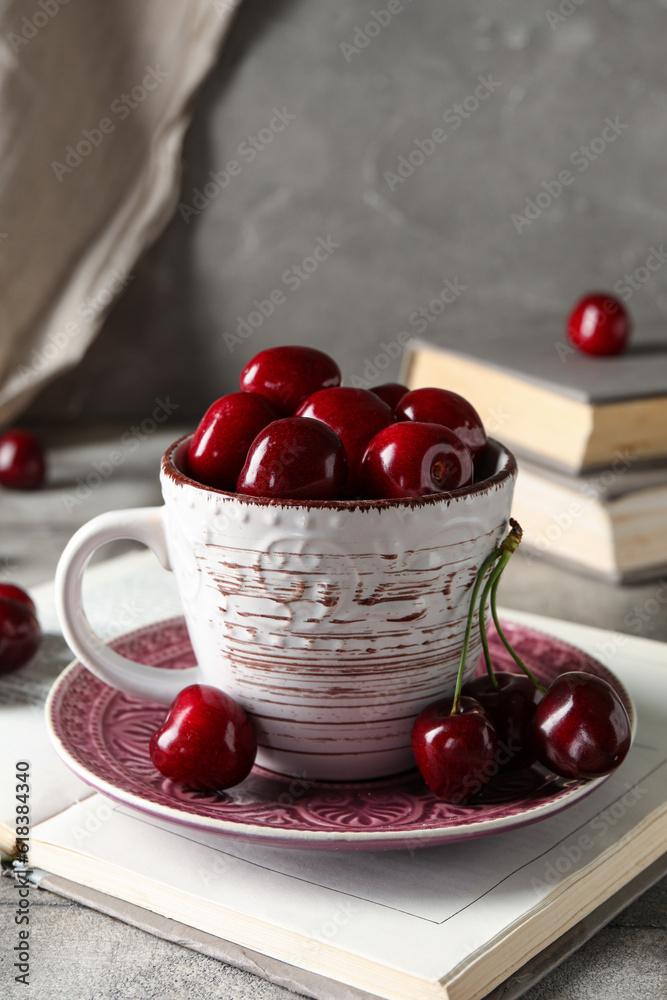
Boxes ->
[477,518,524,690]
[478,553,510,691]
[490,570,548,695]
[450,546,505,716]
[451,519,529,715]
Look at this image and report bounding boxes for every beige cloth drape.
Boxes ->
[0,0,239,426]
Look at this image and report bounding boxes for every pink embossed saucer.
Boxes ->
[45,618,634,851]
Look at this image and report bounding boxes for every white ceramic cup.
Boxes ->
[56,434,517,781]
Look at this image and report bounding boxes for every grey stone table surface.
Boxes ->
[1,426,666,1000]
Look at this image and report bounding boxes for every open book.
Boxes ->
[2,552,666,1000]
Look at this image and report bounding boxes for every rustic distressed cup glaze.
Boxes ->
[56,434,517,781]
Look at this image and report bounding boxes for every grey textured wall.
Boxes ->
[26,0,667,424]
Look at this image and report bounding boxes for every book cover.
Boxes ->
[404,335,667,405]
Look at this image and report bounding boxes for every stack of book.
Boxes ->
[403,337,667,582]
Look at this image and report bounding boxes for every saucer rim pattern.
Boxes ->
[45,616,635,851]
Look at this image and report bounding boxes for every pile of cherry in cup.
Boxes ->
[185,345,486,501]
[149,345,632,800]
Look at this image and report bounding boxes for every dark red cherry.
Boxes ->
[567,292,631,356]
[411,696,500,803]
[529,672,631,779]
[0,429,46,490]
[150,684,257,791]
[0,584,36,615]
[236,417,348,500]
[359,421,473,499]
[240,346,341,415]
[371,382,409,410]
[295,387,392,495]
[463,672,542,771]
[394,388,488,463]
[186,392,279,490]
[0,598,42,675]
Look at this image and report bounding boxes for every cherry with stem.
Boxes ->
[464,520,546,770]
[478,527,632,778]
[411,530,512,802]
[475,520,631,781]
[413,515,634,797]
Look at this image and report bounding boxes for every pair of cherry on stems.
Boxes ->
[150,521,632,802]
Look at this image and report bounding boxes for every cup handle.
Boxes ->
[55,506,200,705]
